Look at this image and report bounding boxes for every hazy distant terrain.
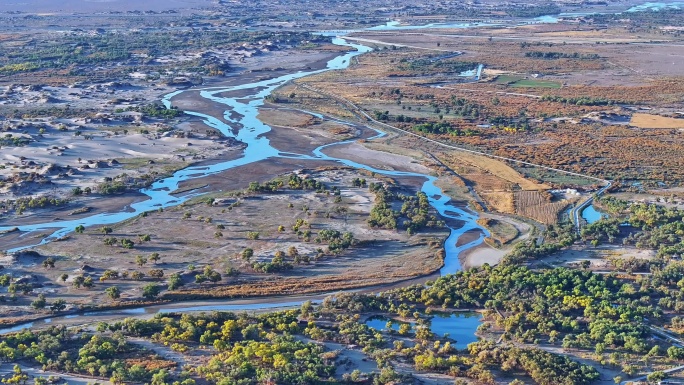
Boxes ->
[2,0,214,13]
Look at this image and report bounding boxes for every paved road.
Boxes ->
[651,326,684,348]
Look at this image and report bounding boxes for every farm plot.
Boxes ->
[514,190,573,224]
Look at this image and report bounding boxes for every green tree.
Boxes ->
[72,275,85,288]
[142,284,161,299]
[50,299,67,313]
[242,248,254,261]
[301,300,313,317]
[136,255,147,267]
[288,246,299,259]
[646,371,666,383]
[148,269,164,279]
[42,257,55,269]
[121,239,135,249]
[648,345,661,357]
[7,365,28,385]
[168,273,183,290]
[150,370,170,385]
[105,286,121,300]
[595,343,605,355]
[31,294,47,309]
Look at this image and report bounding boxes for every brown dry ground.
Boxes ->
[4,25,621,324]
[13,168,446,317]
[277,76,579,223]
[2,86,478,321]
[477,218,519,245]
[530,244,656,271]
[0,82,542,323]
[0,48,353,255]
[514,190,575,225]
[289,27,684,187]
[274,78,567,227]
[347,25,684,85]
[630,113,684,129]
[257,108,361,152]
[435,151,562,220]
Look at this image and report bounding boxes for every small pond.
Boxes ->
[365,312,482,349]
[582,204,608,224]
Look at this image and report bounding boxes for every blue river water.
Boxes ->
[367,20,503,31]
[360,1,681,29]
[366,312,482,349]
[0,34,492,335]
[627,2,684,11]
[5,0,668,332]
[0,36,487,272]
[14,0,666,253]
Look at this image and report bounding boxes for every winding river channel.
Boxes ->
[0,0,668,336]
[0,36,488,334]
[0,37,486,267]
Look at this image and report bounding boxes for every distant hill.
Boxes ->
[1,0,215,13]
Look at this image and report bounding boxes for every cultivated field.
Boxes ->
[514,190,574,225]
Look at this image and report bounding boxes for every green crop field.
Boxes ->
[494,75,561,88]
[511,78,561,88]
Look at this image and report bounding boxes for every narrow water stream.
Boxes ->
[0,37,487,334]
